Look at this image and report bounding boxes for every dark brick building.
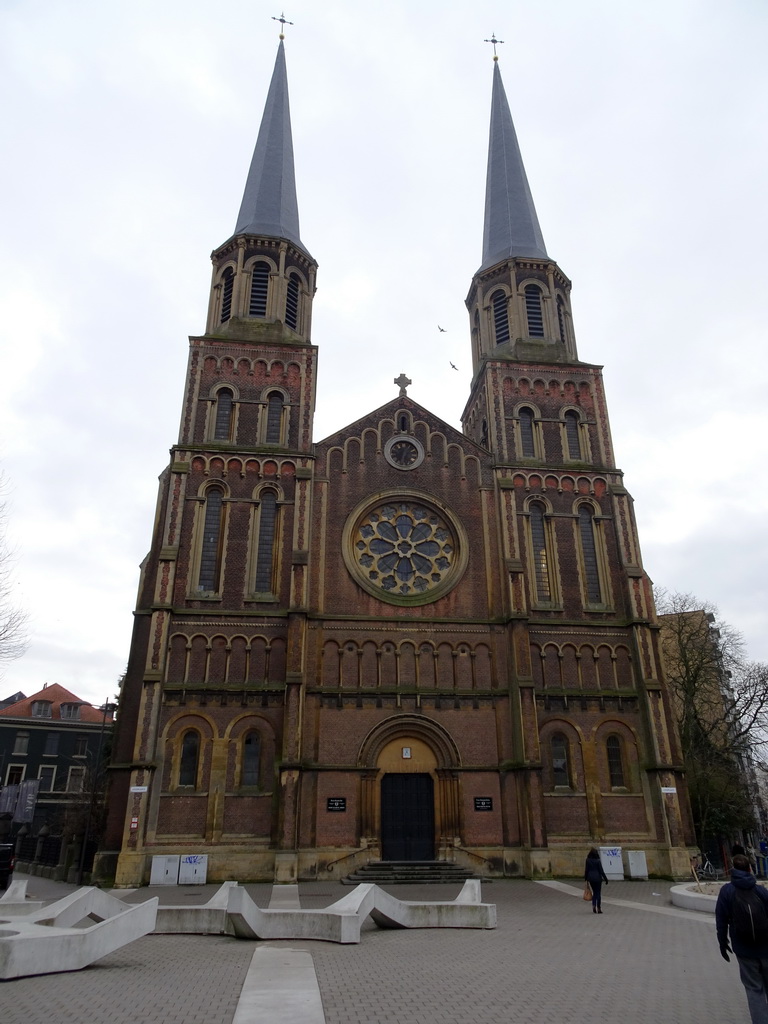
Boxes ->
[0,683,113,833]
[100,42,696,886]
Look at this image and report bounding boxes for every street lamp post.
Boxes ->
[76,701,116,886]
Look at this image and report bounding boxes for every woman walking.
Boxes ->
[584,847,608,914]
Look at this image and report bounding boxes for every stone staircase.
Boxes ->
[341,860,480,885]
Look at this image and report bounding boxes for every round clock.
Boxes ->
[384,435,424,470]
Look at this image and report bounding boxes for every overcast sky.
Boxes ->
[1,0,766,708]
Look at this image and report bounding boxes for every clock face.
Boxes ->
[390,440,419,466]
[384,435,424,470]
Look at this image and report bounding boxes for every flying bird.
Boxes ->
[438,325,447,332]
[450,362,458,371]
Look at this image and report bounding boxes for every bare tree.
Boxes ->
[656,590,768,847]
[0,480,28,672]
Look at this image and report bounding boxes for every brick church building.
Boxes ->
[99,39,696,886]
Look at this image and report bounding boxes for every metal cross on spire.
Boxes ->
[272,11,294,39]
[484,32,505,61]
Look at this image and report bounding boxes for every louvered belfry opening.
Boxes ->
[213,389,234,441]
[285,273,300,329]
[249,261,269,317]
[491,289,510,344]
[220,269,234,323]
[524,285,544,337]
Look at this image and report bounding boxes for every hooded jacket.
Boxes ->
[715,867,768,959]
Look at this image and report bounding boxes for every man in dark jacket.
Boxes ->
[716,853,768,1023]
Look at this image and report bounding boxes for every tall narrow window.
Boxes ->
[557,295,567,343]
[285,273,300,329]
[551,733,570,787]
[38,766,56,792]
[213,388,234,441]
[179,730,199,787]
[254,490,278,593]
[519,407,536,458]
[529,502,551,602]
[249,261,269,317]
[220,268,234,323]
[525,285,545,337]
[67,766,85,793]
[265,392,283,444]
[491,290,510,344]
[564,410,582,459]
[578,505,602,604]
[13,731,29,755]
[198,488,225,592]
[242,731,261,787]
[606,735,625,788]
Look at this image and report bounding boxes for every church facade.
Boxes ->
[100,42,696,886]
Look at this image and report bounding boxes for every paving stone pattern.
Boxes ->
[1,875,753,1024]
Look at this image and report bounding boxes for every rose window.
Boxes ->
[353,502,455,597]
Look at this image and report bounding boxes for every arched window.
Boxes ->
[519,407,536,458]
[264,392,284,444]
[198,488,225,592]
[564,410,582,460]
[249,261,269,317]
[606,735,625,788]
[551,733,570,787]
[285,273,300,330]
[213,388,234,441]
[529,501,551,603]
[578,505,602,604]
[525,285,544,337]
[254,490,278,593]
[179,730,199,787]
[491,290,510,344]
[220,268,234,324]
[557,296,567,343]
[241,731,261,787]
[480,419,489,447]
[399,414,408,431]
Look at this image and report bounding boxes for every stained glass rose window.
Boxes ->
[349,501,460,600]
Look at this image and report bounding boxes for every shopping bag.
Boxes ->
[582,883,592,901]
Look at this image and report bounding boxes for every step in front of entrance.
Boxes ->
[341,861,479,885]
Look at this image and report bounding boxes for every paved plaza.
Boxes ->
[0,873,752,1023]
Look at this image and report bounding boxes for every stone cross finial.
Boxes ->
[394,373,412,397]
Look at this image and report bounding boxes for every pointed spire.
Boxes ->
[480,60,548,271]
[234,41,308,254]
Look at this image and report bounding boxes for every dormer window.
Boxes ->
[249,261,269,317]
[32,700,52,718]
[220,268,234,323]
[285,273,300,330]
[524,285,544,337]
[60,703,81,720]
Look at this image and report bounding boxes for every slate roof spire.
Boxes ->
[480,59,548,271]
[234,40,308,254]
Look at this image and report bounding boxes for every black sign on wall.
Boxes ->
[474,797,493,812]
[327,797,347,812]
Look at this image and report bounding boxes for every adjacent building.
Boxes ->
[0,683,114,833]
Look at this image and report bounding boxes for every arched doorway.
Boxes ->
[357,715,461,861]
